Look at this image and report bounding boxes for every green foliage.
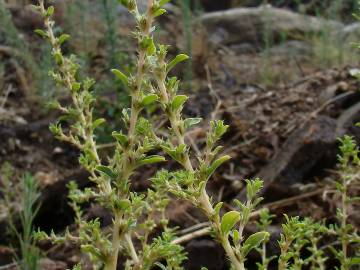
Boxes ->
[328,136,360,270]
[33,0,187,269]
[0,164,41,270]
[278,216,328,270]
[32,1,360,270]
[255,209,275,270]
[0,0,52,100]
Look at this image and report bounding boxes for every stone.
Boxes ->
[200,6,344,47]
[256,116,338,189]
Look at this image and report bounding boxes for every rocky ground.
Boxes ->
[0,1,360,269]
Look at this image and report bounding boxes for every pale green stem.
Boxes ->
[107,1,154,269]
[106,213,122,270]
[341,183,348,270]
[155,55,245,270]
[198,189,245,270]
[262,242,266,269]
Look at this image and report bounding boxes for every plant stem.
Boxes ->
[107,1,154,269]
[156,79,194,172]
[155,60,244,270]
[341,181,348,270]
[125,233,140,265]
[262,242,266,269]
[106,213,122,270]
[198,189,245,270]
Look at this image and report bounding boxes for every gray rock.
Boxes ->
[200,6,344,46]
[259,116,337,186]
[269,40,312,56]
[341,22,360,42]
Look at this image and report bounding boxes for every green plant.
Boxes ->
[255,208,275,270]
[33,0,270,268]
[0,164,41,270]
[278,216,329,270]
[0,0,55,101]
[328,136,360,270]
[34,1,186,269]
[310,0,352,68]
[32,1,360,269]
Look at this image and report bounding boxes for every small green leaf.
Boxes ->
[147,38,156,55]
[242,231,269,257]
[206,155,231,179]
[111,69,128,85]
[141,94,158,106]
[221,211,240,235]
[58,34,70,45]
[92,118,106,129]
[71,82,81,92]
[184,118,202,130]
[112,131,128,147]
[81,245,103,260]
[175,144,187,155]
[214,202,223,216]
[47,100,61,109]
[54,52,63,65]
[46,6,54,17]
[171,95,188,110]
[167,54,189,73]
[159,0,170,6]
[95,165,117,178]
[349,257,360,266]
[153,8,166,17]
[34,29,48,39]
[138,155,166,166]
[114,199,131,211]
[233,230,240,244]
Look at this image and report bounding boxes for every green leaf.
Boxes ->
[81,245,103,260]
[71,82,81,92]
[159,0,170,6]
[58,34,70,45]
[153,8,166,17]
[111,69,128,85]
[167,54,189,73]
[206,155,231,179]
[114,199,131,211]
[112,131,128,147]
[92,118,106,129]
[349,257,360,266]
[141,94,158,106]
[214,202,223,216]
[46,6,54,17]
[34,29,48,39]
[171,95,188,110]
[233,230,240,244]
[221,211,240,235]
[95,165,117,178]
[138,155,166,166]
[184,118,202,130]
[147,38,156,55]
[242,231,269,257]
[54,52,63,65]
